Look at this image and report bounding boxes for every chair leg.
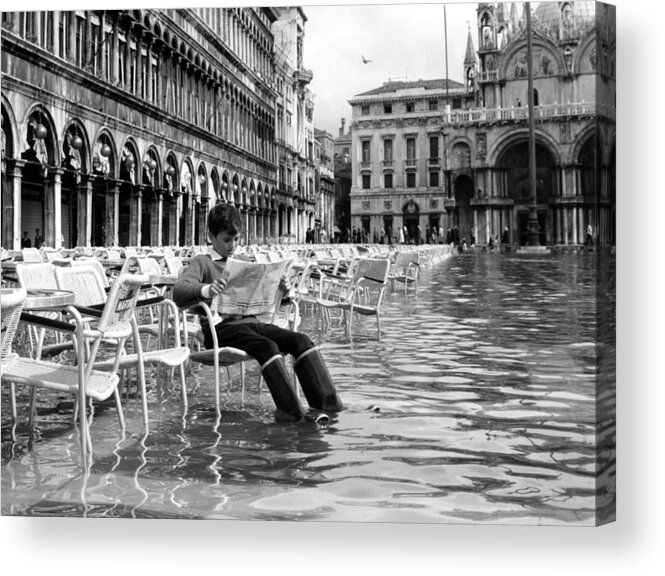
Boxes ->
[27,385,38,430]
[179,365,188,411]
[113,388,126,430]
[9,382,17,423]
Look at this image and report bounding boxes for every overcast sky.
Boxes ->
[303,2,480,136]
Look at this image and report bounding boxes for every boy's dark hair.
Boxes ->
[207,202,242,236]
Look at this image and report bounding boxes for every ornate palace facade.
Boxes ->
[1,8,319,250]
[347,2,616,247]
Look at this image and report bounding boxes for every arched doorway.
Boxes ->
[454,174,474,241]
[609,145,615,245]
[402,199,419,244]
[498,141,556,245]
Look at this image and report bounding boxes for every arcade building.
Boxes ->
[1,8,318,250]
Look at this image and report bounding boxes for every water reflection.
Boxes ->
[1,252,615,525]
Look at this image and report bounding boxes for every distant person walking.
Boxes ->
[34,228,44,249]
[21,231,31,248]
[585,224,593,247]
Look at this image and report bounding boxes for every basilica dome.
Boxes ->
[532,1,596,39]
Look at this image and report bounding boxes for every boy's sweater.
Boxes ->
[172,253,225,310]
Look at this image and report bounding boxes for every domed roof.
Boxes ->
[533,1,596,39]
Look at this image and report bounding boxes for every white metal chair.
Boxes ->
[0,279,146,465]
[14,262,70,359]
[316,257,391,340]
[387,251,421,293]
[54,265,190,418]
[21,248,43,262]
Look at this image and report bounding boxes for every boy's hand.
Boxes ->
[278,275,292,293]
[208,276,227,297]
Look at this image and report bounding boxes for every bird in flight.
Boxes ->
[362,55,372,64]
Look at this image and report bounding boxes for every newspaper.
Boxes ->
[214,257,293,318]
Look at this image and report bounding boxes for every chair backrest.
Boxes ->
[164,256,184,276]
[0,287,27,363]
[106,249,122,260]
[136,257,163,276]
[42,250,62,262]
[96,273,147,335]
[395,251,420,267]
[353,258,391,284]
[70,258,110,288]
[15,262,58,290]
[54,265,107,306]
[21,248,43,262]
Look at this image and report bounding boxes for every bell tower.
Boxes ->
[463,25,477,94]
[477,3,499,108]
[478,3,497,52]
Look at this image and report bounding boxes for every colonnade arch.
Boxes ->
[2,99,283,250]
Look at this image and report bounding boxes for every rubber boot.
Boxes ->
[261,355,305,422]
[294,347,344,413]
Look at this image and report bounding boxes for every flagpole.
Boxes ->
[444,4,449,109]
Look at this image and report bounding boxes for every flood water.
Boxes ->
[1,250,616,525]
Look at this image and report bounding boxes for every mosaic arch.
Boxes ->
[576,132,603,199]
[496,137,558,201]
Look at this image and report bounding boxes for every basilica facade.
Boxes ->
[347,2,615,247]
[1,8,318,250]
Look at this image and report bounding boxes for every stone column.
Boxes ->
[98,11,106,78]
[35,11,42,47]
[154,41,162,107]
[124,25,131,90]
[104,179,119,247]
[53,12,60,57]
[145,34,153,103]
[111,15,120,84]
[199,198,209,245]
[131,186,143,246]
[156,190,164,246]
[77,175,93,247]
[2,159,26,250]
[135,27,143,98]
[174,192,181,247]
[44,168,64,249]
[85,12,93,69]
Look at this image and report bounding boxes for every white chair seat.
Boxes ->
[188,346,251,366]
[2,354,119,402]
[93,347,190,370]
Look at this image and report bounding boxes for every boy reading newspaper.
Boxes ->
[173,203,343,422]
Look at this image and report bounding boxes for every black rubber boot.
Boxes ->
[261,355,305,422]
[294,347,344,413]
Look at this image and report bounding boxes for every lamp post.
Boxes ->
[525,2,540,246]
